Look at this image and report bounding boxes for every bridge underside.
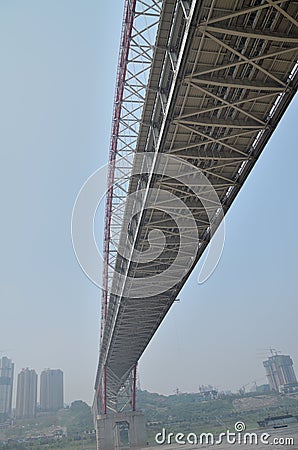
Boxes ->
[94,0,298,418]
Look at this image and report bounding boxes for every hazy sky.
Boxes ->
[1,2,297,406]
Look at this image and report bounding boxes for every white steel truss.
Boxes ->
[97,0,163,416]
[102,0,162,335]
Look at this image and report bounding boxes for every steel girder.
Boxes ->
[95,0,298,417]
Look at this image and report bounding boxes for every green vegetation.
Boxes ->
[137,390,298,445]
[0,441,96,450]
[0,401,95,450]
[1,392,298,448]
[58,401,94,435]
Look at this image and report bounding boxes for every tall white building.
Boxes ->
[263,354,297,391]
[40,369,63,411]
[0,357,14,421]
[15,368,37,419]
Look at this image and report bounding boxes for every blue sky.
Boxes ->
[0,1,297,405]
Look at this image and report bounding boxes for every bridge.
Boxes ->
[93,0,298,448]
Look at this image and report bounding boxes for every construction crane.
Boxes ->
[238,377,267,395]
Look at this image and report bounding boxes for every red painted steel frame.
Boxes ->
[132,364,137,412]
[101,0,137,413]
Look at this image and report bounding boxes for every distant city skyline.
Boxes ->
[1,1,297,405]
[0,359,64,420]
[1,352,298,411]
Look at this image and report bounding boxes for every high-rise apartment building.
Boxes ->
[263,354,297,391]
[40,369,63,411]
[15,368,37,419]
[0,357,14,421]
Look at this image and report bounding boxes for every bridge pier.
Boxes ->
[95,411,147,450]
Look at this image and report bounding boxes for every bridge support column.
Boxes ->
[95,411,147,450]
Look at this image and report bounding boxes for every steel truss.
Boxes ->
[96,0,162,416]
[95,0,298,421]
